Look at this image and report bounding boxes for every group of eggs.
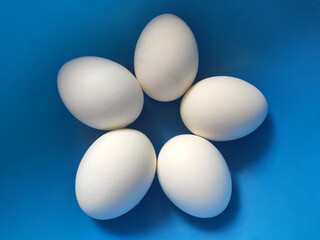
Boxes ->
[58,14,268,220]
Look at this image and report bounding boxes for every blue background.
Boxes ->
[1,0,320,239]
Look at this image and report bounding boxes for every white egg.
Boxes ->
[181,76,268,141]
[58,56,143,130]
[134,14,199,102]
[75,129,156,220]
[157,134,232,218]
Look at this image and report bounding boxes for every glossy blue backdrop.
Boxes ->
[1,0,319,239]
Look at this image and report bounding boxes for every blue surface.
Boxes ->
[1,0,320,239]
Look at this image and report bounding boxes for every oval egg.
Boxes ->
[157,134,232,218]
[75,129,156,220]
[58,56,144,130]
[134,14,199,101]
[181,76,268,141]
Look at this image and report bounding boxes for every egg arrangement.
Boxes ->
[58,14,268,220]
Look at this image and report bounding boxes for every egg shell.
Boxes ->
[75,129,156,220]
[134,14,199,102]
[157,134,232,218]
[180,76,268,141]
[58,56,144,130]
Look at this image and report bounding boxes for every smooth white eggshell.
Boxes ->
[181,76,268,141]
[157,134,232,218]
[75,129,156,220]
[134,14,198,102]
[58,56,143,130]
